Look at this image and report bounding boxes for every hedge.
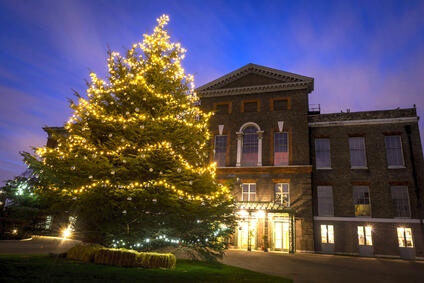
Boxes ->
[67,244,176,269]
[66,243,103,262]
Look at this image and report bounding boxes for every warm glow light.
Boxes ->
[12,229,18,235]
[238,210,249,217]
[62,227,72,239]
[255,210,265,218]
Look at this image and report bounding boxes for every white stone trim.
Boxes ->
[239,122,261,132]
[308,117,418,127]
[314,216,422,223]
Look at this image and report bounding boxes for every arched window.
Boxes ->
[242,126,259,166]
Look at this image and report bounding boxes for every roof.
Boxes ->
[196,63,314,98]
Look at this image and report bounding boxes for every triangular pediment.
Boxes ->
[197,63,314,95]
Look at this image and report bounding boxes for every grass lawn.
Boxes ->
[0,254,292,282]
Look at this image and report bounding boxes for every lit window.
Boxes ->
[274,132,289,165]
[397,227,414,248]
[315,139,331,169]
[214,135,227,167]
[391,186,411,218]
[349,137,367,168]
[45,215,52,230]
[242,126,258,166]
[242,183,256,202]
[357,226,373,246]
[317,186,334,216]
[275,183,289,207]
[321,224,334,244]
[353,186,371,217]
[385,136,405,167]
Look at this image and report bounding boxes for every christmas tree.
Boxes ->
[22,15,235,258]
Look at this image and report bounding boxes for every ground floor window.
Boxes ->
[397,227,414,248]
[320,224,334,244]
[357,226,373,246]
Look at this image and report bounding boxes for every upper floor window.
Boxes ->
[272,98,289,111]
[275,183,289,207]
[242,126,258,166]
[349,137,367,168]
[274,132,289,166]
[214,135,227,167]
[397,227,414,248]
[353,186,371,217]
[385,135,405,168]
[317,186,334,216]
[242,183,256,201]
[391,186,411,218]
[215,103,230,114]
[315,138,331,169]
[242,100,259,113]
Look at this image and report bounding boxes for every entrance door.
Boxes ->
[237,220,256,249]
[274,221,289,251]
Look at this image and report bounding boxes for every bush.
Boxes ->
[92,248,176,269]
[66,243,103,262]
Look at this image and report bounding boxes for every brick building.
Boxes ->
[197,63,424,260]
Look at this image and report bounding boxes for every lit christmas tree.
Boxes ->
[22,15,235,258]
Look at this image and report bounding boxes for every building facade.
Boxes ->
[197,63,424,259]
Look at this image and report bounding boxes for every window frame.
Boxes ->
[317,186,334,217]
[241,99,260,113]
[241,183,256,202]
[357,225,373,246]
[349,137,368,169]
[241,126,259,166]
[397,227,414,248]
[320,224,334,244]
[315,138,332,169]
[391,186,411,218]
[274,183,290,207]
[214,135,227,167]
[270,97,291,111]
[274,132,289,166]
[213,102,232,114]
[353,186,372,217]
[384,135,405,169]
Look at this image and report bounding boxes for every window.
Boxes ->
[273,99,288,111]
[242,126,258,166]
[315,139,331,169]
[214,135,227,167]
[243,101,258,112]
[215,103,230,114]
[274,132,289,165]
[45,216,52,230]
[385,136,405,168]
[321,225,334,244]
[397,227,414,248]
[357,226,373,246]
[391,186,411,218]
[275,183,289,207]
[317,186,334,216]
[242,183,256,201]
[353,186,371,217]
[349,137,367,168]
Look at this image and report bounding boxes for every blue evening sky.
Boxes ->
[0,0,423,182]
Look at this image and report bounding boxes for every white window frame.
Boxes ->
[349,137,367,169]
[357,225,373,246]
[275,183,290,207]
[317,186,334,216]
[385,135,405,169]
[320,224,334,244]
[242,183,256,202]
[315,138,331,169]
[397,227,414,248]
[391,186,411,218]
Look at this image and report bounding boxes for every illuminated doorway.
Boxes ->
[237,220,257,250]
[274,221,289,251]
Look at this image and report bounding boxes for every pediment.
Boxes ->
[197,63,314,96]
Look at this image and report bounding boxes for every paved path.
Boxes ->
[0,236,80,255]
[222,250,424,283]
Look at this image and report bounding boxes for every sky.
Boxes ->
[0,0,424,183]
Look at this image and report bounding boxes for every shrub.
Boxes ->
[92,248,176,269]
[66,243,103,262]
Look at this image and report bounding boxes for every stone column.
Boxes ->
[257,131,264,166]
[236,132,243,167]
